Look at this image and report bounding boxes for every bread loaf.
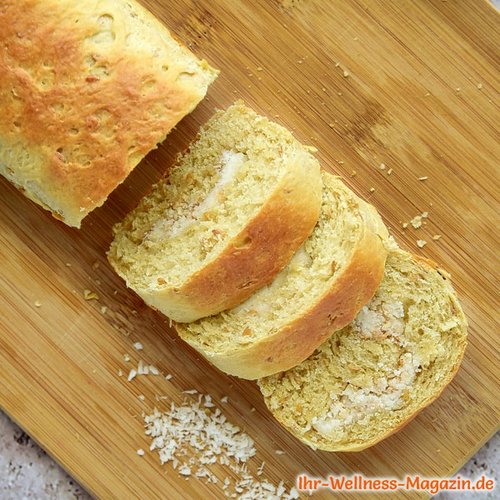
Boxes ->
[176,172,388,378]
[0,0,217,227]
[258,247,468,451]
[108,102,323,322]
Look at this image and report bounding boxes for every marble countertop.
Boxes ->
[0,409,498,499]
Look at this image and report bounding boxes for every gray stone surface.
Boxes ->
[0,412,90,500]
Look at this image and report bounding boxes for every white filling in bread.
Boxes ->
[147,150,246,241]
[195,150,246,218]
[311,300,421,438]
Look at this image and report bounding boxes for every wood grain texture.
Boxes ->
[1,0,499,498]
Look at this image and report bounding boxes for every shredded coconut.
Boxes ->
[127,360,161,381]
[144,394,297,498]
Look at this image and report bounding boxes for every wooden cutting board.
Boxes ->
[1,0,499,498]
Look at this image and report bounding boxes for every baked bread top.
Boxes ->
[0,0,217,226]
[177,172,388,378]
[259,247,468,451]
[108,102,323,322]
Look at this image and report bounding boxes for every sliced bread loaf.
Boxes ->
[258,247,468,451]
[108,102,322,322]
[176,172,389,379]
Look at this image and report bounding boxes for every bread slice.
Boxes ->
[176,172,389,379]
[258,247,468,451]
[108,102,323,323]
[0,0,217,227]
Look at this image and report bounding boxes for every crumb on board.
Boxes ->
[138,394,145,401]
[136,449,145,456]
[83,289,99,300]
[275,450,286,455]
[379,163,386,170]
[343,70,350,78]
[418,176,429,181]
[92,261,100,270]
[220,396,229,403]
[117,369,123,377]
[387,168,393,175]
[410,211,429,229]
[432,234,442,240]
[165,374,173,380]
[416,239,427,248]
[477,83,483,89]
[100,306,108,314]
[133,342,144,351]
[123,354,131,362]
[34,300,42,308]
[369,187,376,193]
[350,170,357,177]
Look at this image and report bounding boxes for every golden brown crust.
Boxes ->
[139,155,323,322]
[189,220,388,379]
[0,0,217,226]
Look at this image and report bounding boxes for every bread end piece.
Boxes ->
[0,0,218,227]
